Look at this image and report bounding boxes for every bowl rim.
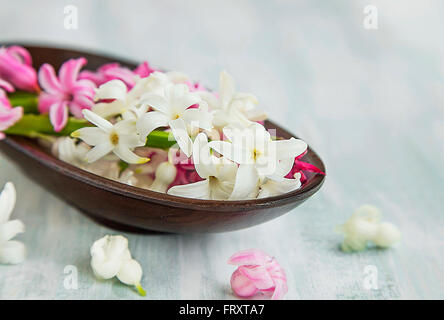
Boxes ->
[2,44,326,212]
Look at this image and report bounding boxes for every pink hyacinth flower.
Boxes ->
[38,58,96,132]
[0,79,23,139]
[228,249,288,300]
[0,46,38,92]
[79,62,137,88]
[168,149,203,188]
[285,150,325,184]
[133,61,156,78]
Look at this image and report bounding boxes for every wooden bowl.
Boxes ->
[0,45,326,233]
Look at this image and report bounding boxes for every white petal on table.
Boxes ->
[0,219,25,243]
[0,182,16,224]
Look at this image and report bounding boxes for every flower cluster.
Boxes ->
[228,249,288,299]
[90,235,145,296]
[0,182,26,265]
[0,45,325,200]
[337,205,401,252]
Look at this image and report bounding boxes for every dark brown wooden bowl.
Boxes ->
[0,45,326,233]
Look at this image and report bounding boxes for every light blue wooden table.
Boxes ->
[0,0,443,299]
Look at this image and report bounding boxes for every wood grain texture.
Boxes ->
[0,0,443,299]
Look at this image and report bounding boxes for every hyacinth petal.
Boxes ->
[38,63,62,94]
[208,141,248,164]
[0,219,25,243]
[274,138,307,160]
[38,92,62,114]
[92,100,125,119]
[91,256,123,280]
[49,101,69,132]
[0,47,38,92]
[182,108,213,131]
[117,259,143,286]
[238,265,274,290]
[0,182,16,224]
[136,111,169,141]
[229,164,259,200]
[140,93,168,114]
[271,157,296,179]
[114,145,149,164]
[85,142,114,163]
[78,70,102,85]
[167,180,211,199]
[82,109,113,132]
[0,240,26,265]
[294,160,325,174]
[228,249,270,266]
[72,127,108,146]
[69,101,87,119]
[95,79,127,101]
[271,280,288,300]
[0,79,14,92]
[7,46,32,66]
[169,118,193,157]
[133,61,155,78]
[104,67,136,88]
[0,106,23,132]
[219,70,235,108]
[198,91,219,109]
[59,57,87,89]
[230,268,259,298]
[192,133,214,179]
[258,178,301,198]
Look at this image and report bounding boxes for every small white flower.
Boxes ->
[209,123,307,199]
[90,235,146,296]
[71,109,149,164]
[53,137,90,168]
[136,83,213,157]
[200,70,267,129]
[0,182,26,265]
[337,205,401,252]
[168,133,238,200]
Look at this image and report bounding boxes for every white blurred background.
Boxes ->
[0,0,443,299]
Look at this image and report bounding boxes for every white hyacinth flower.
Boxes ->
[136,83,213,157]
[92,72,172,118]
[71,109,149,164]
[209,123,307,199]
[337,205,401,252]
[54,137,89,168]
[0,182,26,265]
[168,133,238,200]
[91,235,146,296]
[199,70,267,129]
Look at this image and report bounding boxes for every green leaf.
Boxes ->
[5,114,90,137]
[5,114,177,149]
[7,91,39,114]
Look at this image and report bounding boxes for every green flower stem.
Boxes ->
[8,91,39,114]
[135,283,146,297]
[5,114,177,149]
[5,114,89,136]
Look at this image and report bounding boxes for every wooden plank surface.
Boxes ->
[0,0,443,299]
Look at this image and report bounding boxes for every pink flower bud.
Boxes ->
[0,46,38,92]
[228,249,288,300]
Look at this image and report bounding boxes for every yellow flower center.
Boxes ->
[110,132,119,145]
